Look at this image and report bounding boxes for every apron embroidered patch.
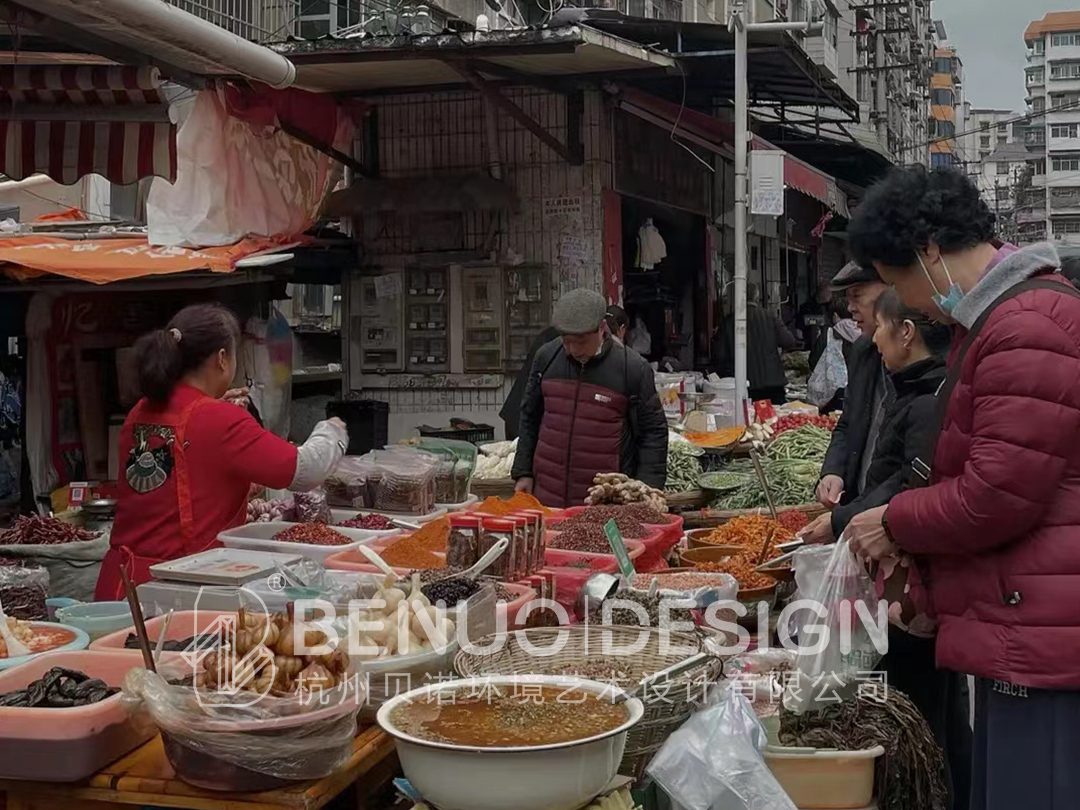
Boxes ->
[125,424,176,494]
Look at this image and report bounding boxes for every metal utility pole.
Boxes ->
[727,0,821,423]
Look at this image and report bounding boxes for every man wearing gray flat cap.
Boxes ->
[510,289,667,508]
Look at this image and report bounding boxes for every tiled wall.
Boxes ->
[351,87,614,440]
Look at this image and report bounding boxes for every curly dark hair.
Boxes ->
[847,165,996,268]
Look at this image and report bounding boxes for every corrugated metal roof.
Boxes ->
[272,26,674,93]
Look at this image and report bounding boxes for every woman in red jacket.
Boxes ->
[95,303,347,600]
[845,166,1080,810]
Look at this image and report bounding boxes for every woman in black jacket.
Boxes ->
[801,287,951,540]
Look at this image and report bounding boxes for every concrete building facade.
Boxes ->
[1024,11,1080,245]
[930,43,965,169]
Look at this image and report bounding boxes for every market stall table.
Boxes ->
[0,726,396,810]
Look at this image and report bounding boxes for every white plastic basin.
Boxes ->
[218,521,380,563]
[764,744,884,809]
[377,675,643,810]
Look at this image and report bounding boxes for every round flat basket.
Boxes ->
[453,624,724,781]
[469,478,517,499]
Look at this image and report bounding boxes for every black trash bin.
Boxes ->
[326,399,389,455]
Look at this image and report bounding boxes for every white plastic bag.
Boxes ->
[786,540,885,714]
[147,88,353,247]
[628,316,652,355]
[807,330,848,407]
[0,530,109,602]
[237,308,293,439]
[122,660,362,781]
[647,687,797,810]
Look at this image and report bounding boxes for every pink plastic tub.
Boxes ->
[90,609,233,652]
[0,650,157,781]
[544,536,645,567]
[498,582,541,630]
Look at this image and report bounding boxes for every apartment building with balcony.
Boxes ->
[1023,11,1080,245]
[929,44,964,169]
[963,108,1019,170]
[843,0,935,167]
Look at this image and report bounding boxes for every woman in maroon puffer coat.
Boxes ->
[845,166,1080,810]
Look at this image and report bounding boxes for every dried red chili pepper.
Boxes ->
[272,523,352,546]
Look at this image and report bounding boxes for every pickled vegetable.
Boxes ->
[0,667,118,708]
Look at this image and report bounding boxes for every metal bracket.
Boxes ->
[443,60,583,166]
[279,120,368,177]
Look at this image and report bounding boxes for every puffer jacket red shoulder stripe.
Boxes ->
[888,275,1080,689]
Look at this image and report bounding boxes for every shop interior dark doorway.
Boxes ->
[619,195,708,369]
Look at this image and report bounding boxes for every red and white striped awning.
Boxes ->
[0,65,176,185]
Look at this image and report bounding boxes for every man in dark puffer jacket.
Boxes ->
[511,289,667,508]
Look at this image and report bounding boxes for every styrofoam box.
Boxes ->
[218,521,384,564]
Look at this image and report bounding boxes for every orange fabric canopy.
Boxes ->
[0,235,290,284]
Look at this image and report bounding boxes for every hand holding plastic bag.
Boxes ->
[647,687,797,810]
[786,539,886,714]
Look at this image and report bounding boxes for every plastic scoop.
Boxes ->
[431,537,509,584]
[0,596,30,658]
[355,544,397,578]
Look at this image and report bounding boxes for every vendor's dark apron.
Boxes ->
[96,397,216,601]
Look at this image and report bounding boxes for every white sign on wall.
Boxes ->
[750,151,785,217]
[543,195,583,220]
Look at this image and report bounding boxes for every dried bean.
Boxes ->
[293,490,332,523]
[590,590,694,629]
[0,560,48,621]
[421,576,479,605]
[547,523,614,554]
[558,513,649,539]
[631,572,733,591]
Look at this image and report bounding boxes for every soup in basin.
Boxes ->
[389,684,629,748]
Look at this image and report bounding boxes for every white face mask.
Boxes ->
[918,253,964,315]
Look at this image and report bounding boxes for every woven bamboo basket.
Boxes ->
[469,478,517,499]
[453,625,724,780]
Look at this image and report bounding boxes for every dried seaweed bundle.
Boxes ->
[779,689,948,810]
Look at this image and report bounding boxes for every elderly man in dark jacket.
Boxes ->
[813,261,889,514]
[511,289,668,508]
